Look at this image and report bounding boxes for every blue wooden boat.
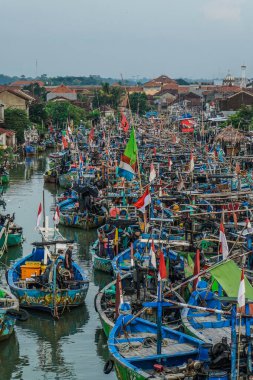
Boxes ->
[112,234,184,276]
[7,243,89,317]
[24,145,36,156]
[108,314,227,380]
[91,224,116,273]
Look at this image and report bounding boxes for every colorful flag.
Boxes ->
[219,222,229,260]
[237,268,245,309]
[153,147,157,156]
[118,127,138,180]
[134,187,151,213]
[54,206,60,225]
[37,203,42,227]
[149,163,156,182]
[130,242,134,267]
[120,112,129,133]
[158,252,167,281]
[150,240,156,268]
[62,136,68,149]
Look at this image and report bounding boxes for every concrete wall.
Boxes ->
[0,105,4,123]
[0,133,7,147]
[0,91,28,114]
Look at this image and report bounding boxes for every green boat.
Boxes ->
[0,221,23,249]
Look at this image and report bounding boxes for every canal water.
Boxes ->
[0,154,116,380]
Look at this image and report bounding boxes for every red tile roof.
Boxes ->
[0,128,15,136]
[50,84,76,94]
[10,80,45,87]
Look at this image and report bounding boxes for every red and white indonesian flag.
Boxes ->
[149,163,156,182]
[219,222,229,260]
[237,268,245,309]
[150,239,156,268]
[54,206,60,225]
[134,187,151,213]
[246,218,252,229]
[189,151,194,173]
[37,203,42,227]
[158,252,167,281]
[168,158,173,172]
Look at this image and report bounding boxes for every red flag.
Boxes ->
[53,206,60,225]
[62,136,68,149]
[130,242,134,266]
[121,112,129,133]
[153,147,157,156]
[133,187,151,213]
[89,127,95,142]
[158,252,167,280]
[219,222,229,259]
[36,203,42,227]
[193,249,200,290]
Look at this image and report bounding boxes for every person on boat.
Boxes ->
[64,245,74,277]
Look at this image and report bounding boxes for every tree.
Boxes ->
[45,101,86,126]
[23,83,47,101]
[4,108,31,142]
[92,84,124,110]
[227,106,253,131]
[29,102,47,124]
[128,92,148,115]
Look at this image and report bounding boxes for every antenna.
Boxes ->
[35,59,38,78]
[240,64,246,88]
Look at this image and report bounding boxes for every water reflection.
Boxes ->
[0,333,20,380]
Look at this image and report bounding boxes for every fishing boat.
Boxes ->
[0,214,23,250]
[91,224,116,273]
[108,314,226,380]
[0,288,20,341]
[7,240,89,317]
[0,169,9,184]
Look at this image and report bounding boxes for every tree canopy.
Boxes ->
[128,92,148,115]
[92,83,125,110]
[227,106,253,131]
[45,101,86,126]
[4,108,31,142]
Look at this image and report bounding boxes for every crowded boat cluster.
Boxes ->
[1,108,253,380]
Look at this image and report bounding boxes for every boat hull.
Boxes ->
[0,312,16,341]
[93,253,112,273]
[59,213,105,230]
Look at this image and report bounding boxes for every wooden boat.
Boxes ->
[7,241,89,317]
[60,210,105,230]
[0,288,19,341]
[44,169,58,184]
[108,314,225,380]
[24,145,36,156]
[0,172,9,184]
[91,224,116,273]
[0,215,23,249]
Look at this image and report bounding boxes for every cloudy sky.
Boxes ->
[0,0,252,79]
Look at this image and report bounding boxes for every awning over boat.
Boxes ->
[210,260,253,301]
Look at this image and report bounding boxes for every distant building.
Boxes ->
[10,80,45,88]
[143,75,178,95]
[46,84,77,102]
[0,104,4,123]
[219,90,253,116]
[0,87,34,115]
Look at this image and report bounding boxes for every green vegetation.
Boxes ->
[45,101,86,126]
[4,108,31,143]
[23,83,47,101]
[29,103,47,125]
[128,92,148,115]
[92,83,125,110]
[227,106,253,131]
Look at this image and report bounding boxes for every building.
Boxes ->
[143,75,178,95]
[0,128,16,148]
[219,90,253,116]
[0,87,34,115]
[9,80,45,88]
[46,84,77,102]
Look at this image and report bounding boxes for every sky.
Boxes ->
[0,0,252,79]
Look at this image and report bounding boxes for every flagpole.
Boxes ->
[43,190,45,228]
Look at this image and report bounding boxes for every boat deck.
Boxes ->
[116,332,196,358]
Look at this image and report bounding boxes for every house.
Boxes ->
[0,87,34,115]
[143,75,178,95]
[0,128,16,148]
[0,104,4,123]
[46,84,77,102]
[219,90,253,116]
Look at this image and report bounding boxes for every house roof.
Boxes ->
[0,86,35,101]
[10,80,45,87]
[50,84,76,94]
[0,128,15,136]
[144,75,177,88]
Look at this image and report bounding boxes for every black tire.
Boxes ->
[6,308,29,322]
[103,360,114,374]
[94,293,98,313]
